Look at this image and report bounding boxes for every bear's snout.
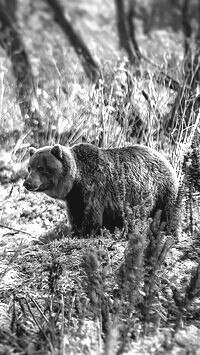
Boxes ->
[23,171,41,191]
[23,179,36,191]
[23,175,54,192]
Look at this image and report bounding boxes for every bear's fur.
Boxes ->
[24,143,179,237]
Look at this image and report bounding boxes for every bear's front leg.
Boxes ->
[80,194,103,237]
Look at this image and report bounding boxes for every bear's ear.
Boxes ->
[51,144,63,161]
[29,147,37,157]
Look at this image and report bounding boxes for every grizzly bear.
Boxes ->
[23,143,179,237]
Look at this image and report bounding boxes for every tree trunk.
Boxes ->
[0,3,42,142]
[115,0,140,65]
[44,0,100,83]
[127,0,141,61]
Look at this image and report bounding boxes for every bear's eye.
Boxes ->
[37,166,44,173]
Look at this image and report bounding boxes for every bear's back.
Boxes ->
[72,144,177,184]
[71,143,178,202]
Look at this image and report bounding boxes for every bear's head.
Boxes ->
[23,144,77,200]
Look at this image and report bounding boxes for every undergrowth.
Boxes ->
[1,206,199,354]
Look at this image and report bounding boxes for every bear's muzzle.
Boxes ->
[23,180,35,191]
[23,179,53,192]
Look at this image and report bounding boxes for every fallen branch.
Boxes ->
[0,223,32,236]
